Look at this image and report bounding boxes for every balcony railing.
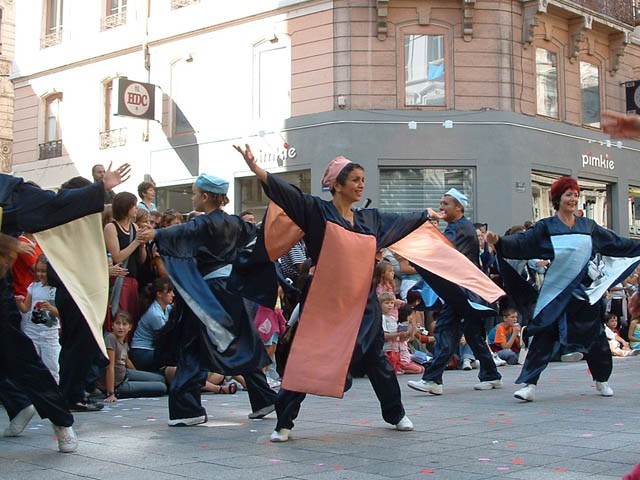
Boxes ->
[40,28,62,49]
[101,9,127,30]
[39,140,62,160]
[171,0,200,9]
[568,0,635,27]
[99,128,127,149]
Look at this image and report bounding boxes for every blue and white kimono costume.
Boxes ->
[496,215,640,385]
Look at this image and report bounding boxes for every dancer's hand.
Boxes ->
[602,111,640,139]
[233,144,267,183]
[485,231,499,245]
[103,162,132,191]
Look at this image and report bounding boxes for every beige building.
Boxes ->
[10,0,640,234]
[0,0,15,173]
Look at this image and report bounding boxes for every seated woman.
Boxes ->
[131,278,174,372]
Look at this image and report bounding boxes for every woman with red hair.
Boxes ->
[486,176,640,402]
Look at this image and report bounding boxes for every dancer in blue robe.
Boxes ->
[138,174,276,426]
[487,176,640,402]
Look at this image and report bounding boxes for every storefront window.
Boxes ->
[237,170,310,219]
[536,48,558,119]
[531,171,609,228]
[379,167,474,220]
[628,186,640,238]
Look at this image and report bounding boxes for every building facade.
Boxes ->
[0,0,15,173]
[10,0,640,236]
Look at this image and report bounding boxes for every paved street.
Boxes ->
[1,357,639,480]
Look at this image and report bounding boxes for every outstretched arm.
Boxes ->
[602,111,640,139]
[233,144,267,183]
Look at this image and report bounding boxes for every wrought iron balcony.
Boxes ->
[99,128,127,149]
[101,9,127,30]
[558,0,635,27]
[171,0,200,9]
[39,140,62,160]
[40,29,62,49]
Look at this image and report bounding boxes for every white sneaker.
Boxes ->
[3,405,36,437]
[561,352,584,362]
[407,379,443,395]
[270,428,291,442]
[462,358,472,370]
[473,379,503,390]
[595,381,614,397]
[493,353,507,366]
[514,384,536,402]
[472,360,480,369]
[52,425,78,453]
[395,415,414,431]
[168,414,207,426]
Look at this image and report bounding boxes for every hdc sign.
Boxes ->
[116,78,156,120]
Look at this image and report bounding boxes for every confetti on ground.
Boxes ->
[497,467,510,471]
[331,465,344,469]
[421,468,434,474]
[581,433,593,438]
[314,463,325,466]
[269,459,282,463]
[122,425,131,428]
[478,458,491,462]
[614,423,624,426]
[492,440,499,444]
[511,458,525,465]
[554,468,567,472]
[113,415,123,418]
[506,444,517,449]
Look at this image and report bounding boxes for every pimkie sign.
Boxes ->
[116,78,156,120]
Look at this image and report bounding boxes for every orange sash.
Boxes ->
[281,222,375,398]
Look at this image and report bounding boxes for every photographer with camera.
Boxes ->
[15,254,60,382]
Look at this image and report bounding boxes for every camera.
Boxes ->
[31,308,56,327]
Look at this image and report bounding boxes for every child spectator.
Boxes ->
[16,255,61,382]
[604,313,636,357]
[99,311,167,403]
[488,307,521,365]
[374,260,404,319]
[380,293,422,374]
[253,286,287,388]
[397,304,426,374]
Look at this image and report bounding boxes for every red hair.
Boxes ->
[550,177,579,208]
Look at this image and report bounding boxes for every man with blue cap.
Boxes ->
[409,187,502,395]
[138,173,276,426]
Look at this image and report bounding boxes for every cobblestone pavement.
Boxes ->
[1,357,639,479]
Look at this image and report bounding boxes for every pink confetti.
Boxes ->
[614,423,624,426]
[554,468,567,472]
[581,433,593,438]
[269,459,282,463]
[314,463,325,466]
[506,444,517,449]
[421,468,434,474]
[198,445,210,449]
[331,465,344,470]
[511,458,525,465]
[497,467,510,471]
[478,458,491,462]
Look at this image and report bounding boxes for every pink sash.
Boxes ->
[281,222,376,398]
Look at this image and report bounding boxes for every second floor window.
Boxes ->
[535,48,558,119]
[102,0,127,30]
[580,61,600,128]
[45,94,62,142]
[253,38,291,121]
[42,0,63,48]
[404,34,445,107]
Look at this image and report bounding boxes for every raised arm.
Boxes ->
[233,144,267,183]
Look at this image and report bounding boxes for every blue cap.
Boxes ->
[445,187,468,207]
[194,174,229,194]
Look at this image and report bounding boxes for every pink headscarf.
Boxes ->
[321,156,352,191]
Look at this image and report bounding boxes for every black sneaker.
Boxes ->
[70,400,104,412]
